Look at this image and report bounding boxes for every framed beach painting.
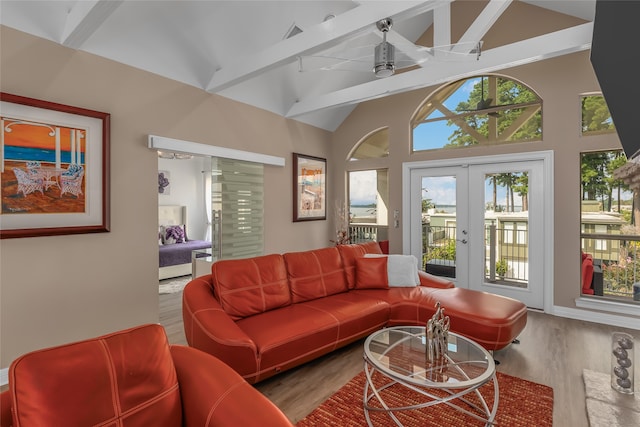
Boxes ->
[0,93,110,238]
[292,153,326,222]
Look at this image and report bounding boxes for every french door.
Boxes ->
[404,152,552,310]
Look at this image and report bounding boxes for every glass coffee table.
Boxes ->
[363,326,498,426]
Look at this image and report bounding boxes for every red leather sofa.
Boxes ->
[182,242,528,384]
[0,324,293,427]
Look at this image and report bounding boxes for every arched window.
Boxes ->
[411,75,542,152]
[348,127,389,161]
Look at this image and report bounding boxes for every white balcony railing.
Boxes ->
[423,225,528,286]
[348,224,389,244]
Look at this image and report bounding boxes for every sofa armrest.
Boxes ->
[1,390,11,427]
[182,276,259,379]
[418,270,455,288]
[171,346,293,427]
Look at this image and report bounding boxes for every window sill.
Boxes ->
[575,296,640,317]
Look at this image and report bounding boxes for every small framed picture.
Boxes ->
[292,153,326,222]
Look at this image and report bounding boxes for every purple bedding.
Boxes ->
[159,240,211,267]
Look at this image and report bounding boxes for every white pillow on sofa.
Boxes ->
[364,254,420,287]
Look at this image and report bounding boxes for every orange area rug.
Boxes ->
[297,370,553,426]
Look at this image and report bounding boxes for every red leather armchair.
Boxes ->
[582,251,595,295]
[0,324,293,427]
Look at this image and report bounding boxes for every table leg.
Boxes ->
[362,361,498,426]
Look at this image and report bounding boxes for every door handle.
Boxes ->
[456,239,468,244]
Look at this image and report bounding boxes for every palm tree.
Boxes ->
[512,172,529,212]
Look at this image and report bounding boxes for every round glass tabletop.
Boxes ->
[364,326,495,389]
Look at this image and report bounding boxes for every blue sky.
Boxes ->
[413,78,478,151]
[422,176,514,208]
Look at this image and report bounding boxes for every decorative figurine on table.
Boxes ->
[426,301,450,364]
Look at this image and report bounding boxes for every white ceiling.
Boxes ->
[0,0,596,131]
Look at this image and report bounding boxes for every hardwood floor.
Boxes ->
[160,289,639,425]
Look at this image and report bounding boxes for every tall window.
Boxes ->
[348,169,389,243]
[347,128,389,243]
[412,75,542,152]
[580,149,638,303]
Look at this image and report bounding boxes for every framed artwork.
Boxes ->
[158,170,170,195]
[293,152,326,222]
[0,92,110,238]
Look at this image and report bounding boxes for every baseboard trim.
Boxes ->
[552,305,640,330]
[0,367,7,387]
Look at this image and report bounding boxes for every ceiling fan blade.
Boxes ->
[298,56,372,73]
[411,40,483,62]
[476,97,494,111]
[298,14,482,76]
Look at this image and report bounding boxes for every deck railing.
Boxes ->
[422,224,528,285]
[348,224,389,244]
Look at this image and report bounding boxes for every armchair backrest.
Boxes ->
[25,161,41,173]
[6,324,182,427]
[582,252,595,294]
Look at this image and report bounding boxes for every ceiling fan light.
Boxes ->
[374,41,395,78]
[374,63,395,78]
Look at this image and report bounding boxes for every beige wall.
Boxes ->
[0,27,332,366]
[331,50,637,318]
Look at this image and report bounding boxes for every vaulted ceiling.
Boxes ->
[0,1,596,131]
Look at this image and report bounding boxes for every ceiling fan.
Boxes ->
[373,17,395,78]
[298,18,482,78]
[475,75,493,110]
[458,75,501,117]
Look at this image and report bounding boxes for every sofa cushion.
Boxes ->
[364,254,420,287]
[355,256,388,289]
[161,224,186,244]
[284,246,348,303]
[299,293,389,342]
[351,287,439,325]
[237,293,389,382]
[337,242,384,289]
[211,254,291,320]
[428,288,528,351]
[236,304,341,382]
